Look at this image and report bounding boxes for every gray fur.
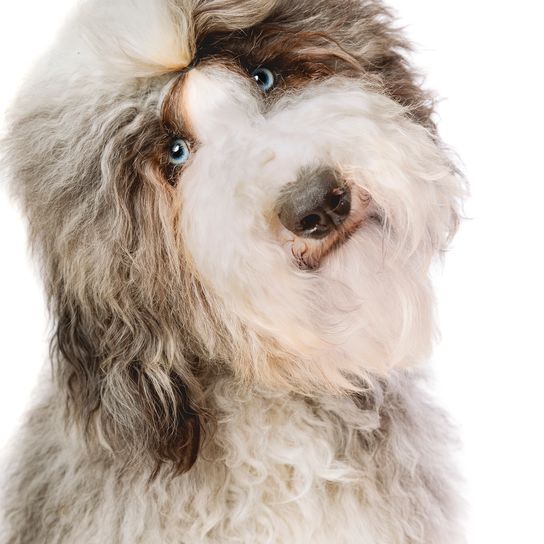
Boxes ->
[0,1,464,542]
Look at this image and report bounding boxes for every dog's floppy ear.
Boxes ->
[5,81,206,474]
[53,288,203,473]
[47,116,205,473]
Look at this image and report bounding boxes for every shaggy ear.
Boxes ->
[2,0,210,474]
[54,291,203,473]
[20,89,210,474]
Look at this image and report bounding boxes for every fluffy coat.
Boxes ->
[1,1,464,542]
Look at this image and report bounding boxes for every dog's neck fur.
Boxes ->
[2,370,461,543]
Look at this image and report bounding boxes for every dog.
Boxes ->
[0,0,465,542]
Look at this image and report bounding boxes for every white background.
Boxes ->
[0,1,543,542]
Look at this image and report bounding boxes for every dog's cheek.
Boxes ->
[318,229,436,370]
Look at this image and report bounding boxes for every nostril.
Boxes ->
[326,192,342,211]
[300,214,322,233]
[325,188,350,217]
[298,210,333,238]
[324,188,351,227]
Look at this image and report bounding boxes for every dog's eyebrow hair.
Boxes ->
[157,75,182,117]
[160,72,193,137]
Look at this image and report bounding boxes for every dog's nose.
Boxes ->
[276,167,351,239]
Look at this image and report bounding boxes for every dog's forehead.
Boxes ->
[156,39,362,140]
[155,0,431,129]
[19,0,432,132]
[151,6,368,147]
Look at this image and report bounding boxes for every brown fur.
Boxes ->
[193,0,435,126]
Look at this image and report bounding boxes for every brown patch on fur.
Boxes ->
[156,74,198,186]
[161,74,191,137]
[54,298,204,475]
[189,0,435,128]
[196,27,363,95]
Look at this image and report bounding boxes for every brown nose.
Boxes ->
[276,167,351,239]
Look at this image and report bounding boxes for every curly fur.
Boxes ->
[1,0,465,542]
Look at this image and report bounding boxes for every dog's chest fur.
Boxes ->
[2,372,460,544]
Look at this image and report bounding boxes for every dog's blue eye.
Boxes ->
[252,67,275,92]
[168,138,190,165]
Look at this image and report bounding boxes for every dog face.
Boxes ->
[5,0,463,471]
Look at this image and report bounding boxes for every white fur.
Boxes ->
[2,373,463,543]
[181,66,460,385]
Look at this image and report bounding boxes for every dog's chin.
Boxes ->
[282,185,378,271]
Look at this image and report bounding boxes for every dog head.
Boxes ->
[5,0,463,471]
